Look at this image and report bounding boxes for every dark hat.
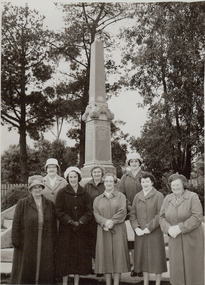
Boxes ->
[90,165,105,175]
[28,175,45,190]
[168,173,187,184]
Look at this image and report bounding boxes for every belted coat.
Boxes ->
[42,174,67,203]
[160,190,204,285]
[130,188,167,274]
[55,183,93,277]
[93,190,131,274]
[10,195,57,285]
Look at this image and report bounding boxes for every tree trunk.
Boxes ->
[19,125,28,183]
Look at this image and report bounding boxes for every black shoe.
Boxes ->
[130,270,138,277]
[137,271,143,277]
[96,273,104,277]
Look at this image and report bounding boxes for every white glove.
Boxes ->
[143,228,150,234]
[172,225,181,236]
[168,225,181,238]
[103,226,109,231]
[105,219,114,229]
[135,227,144,236]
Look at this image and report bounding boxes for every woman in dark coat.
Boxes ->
[119,152,144,277]
[55,166,93,285]
[130,172,167,285]
[10,175,57,285]
[160,173,204,285]
[84,165,105,273]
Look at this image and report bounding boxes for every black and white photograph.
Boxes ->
[1,0,204,284]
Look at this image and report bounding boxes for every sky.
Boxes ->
[1,0,150,154]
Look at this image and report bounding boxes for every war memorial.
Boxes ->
[1,41,171,285]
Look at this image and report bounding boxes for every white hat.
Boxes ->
[126,152,143,164]
[45,158,60,169]
[64,166,82,179]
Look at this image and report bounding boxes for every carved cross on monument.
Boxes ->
[81,41,116,178]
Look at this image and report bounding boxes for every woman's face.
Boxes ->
[68,171,78,188]
[141,177,153,191]
[92,168,103,181]
[130,159,140,170]
[170,179,184,196]
[31,185,44,198]
[104,175,114,192]
[47,164,58,176]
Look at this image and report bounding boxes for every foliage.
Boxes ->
[1,3,57,182]
[120,2,205,178]
[1,185,29,212]
[1,140,78,183]
[49,2,132,166]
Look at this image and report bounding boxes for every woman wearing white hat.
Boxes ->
[55,167,93,285]
[119,152,144,277]
[42,158,67,203]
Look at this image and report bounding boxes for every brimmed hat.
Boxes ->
[126,152,143,164]
[168,173,187,184]
[45,158,60,169]
[64,167,82,179]
[90,165,105,175]
[28,175,45,191]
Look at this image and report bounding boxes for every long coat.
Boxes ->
[10,195,57,285]
[55,183,93,277]
[93,190,131,274]
[84,179,105,258]
[130,188,167,274]
[42,174,67,203]
[160,190,204,285]
[119,169,143,210]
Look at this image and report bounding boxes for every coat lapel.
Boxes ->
[28,194,38,211]
[43,175,62,191]
[167,190,189,207]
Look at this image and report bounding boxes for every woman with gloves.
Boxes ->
[160,173,204,285]
[130,172,167,285]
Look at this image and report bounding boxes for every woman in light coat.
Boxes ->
[159,173,204,285]
[93,173,131,285]
[42,158,67,203]
[10,175,57,285]
[130,172,167,285]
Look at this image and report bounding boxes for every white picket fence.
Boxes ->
[1,184,28,199]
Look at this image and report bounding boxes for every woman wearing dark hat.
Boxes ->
[42,158,67,203]
[160,173,204,285]
[119,152,144,277]
[10,175,57,285]
[84,165,105,273]
[130,172,167,285]
[55,167,93,285]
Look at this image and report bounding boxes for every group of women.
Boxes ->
[10,153,204,285]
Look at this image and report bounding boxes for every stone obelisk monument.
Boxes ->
[81,41,116,178]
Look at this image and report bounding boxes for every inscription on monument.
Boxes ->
[85,128,93,162]
[96,126,110,161]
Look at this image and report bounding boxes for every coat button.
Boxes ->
[75,207,77,210]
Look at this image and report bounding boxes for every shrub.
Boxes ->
[1,185,29,211]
